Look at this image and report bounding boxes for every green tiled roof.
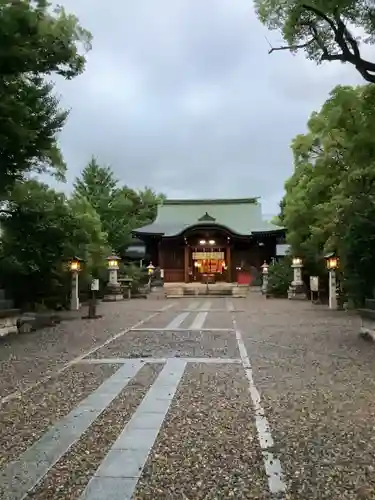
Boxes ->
[133,198,282,237]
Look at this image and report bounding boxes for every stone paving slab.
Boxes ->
[0,363,121,468]
[26,364,163,500]
[134,363,270,499]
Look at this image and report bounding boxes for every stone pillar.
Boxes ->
[70,271,79,310]
[328,269,337,310]
[292,262,303,287]
[109,267,118,285]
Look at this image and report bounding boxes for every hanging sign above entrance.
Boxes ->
[192,251,224,260]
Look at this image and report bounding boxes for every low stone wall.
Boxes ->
[0,309,19,337]
[358,299,375,341]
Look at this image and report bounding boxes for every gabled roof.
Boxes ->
[133,198,282,237]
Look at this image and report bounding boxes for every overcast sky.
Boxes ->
[54,0,362,215]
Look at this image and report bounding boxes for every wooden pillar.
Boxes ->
[184,245,189,283]
[226,245,232,283]
[158,239,163,268]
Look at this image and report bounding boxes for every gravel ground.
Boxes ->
[0,299,171,398]
[89,329,239,359]
[0,363,120,468]
[26,363,162,500]
[202,311,234,330]
[2,293,375,499]
[235,295,375,499]
[134,363,270,500]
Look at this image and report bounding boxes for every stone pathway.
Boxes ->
[0,295,374,499]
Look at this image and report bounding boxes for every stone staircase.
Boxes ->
[165,283,249,298]
[0,288,19,338]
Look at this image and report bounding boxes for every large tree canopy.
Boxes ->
[281,84,375,303]
[73,157,164,255]
[0,0,92,198]
[0,179,108,307]
[255,0,375,83]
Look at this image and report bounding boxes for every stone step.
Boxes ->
[0,308,20,337]
[365,298,375,311]
[0,298,14,310]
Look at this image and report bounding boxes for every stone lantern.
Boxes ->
[261,261,269,295]
[288,257,306,300]
[325,252,338,309]
[104,254,123,301]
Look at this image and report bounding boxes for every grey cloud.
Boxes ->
[54,0,361,214]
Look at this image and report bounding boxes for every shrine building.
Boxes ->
[132,198,286,284]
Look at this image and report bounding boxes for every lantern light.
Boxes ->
[292,257,302,266]
[69,256,82,272]
[146,262,155,275]
[209,239,215,245]
[326,256,338,270]
[324,252,338,270]
[107,255,121,270]
[199,239,206,245]
[261,261,269,274]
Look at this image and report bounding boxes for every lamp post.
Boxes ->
[288,257,306,299]
[69,257,82,311]
[261,261,269,295]
[325,253,338,310]
[103,254,123,301]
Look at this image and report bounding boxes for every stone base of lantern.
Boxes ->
[288,283,307,300]
[103,282,124,302]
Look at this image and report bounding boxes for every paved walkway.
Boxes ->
[0,295,374,499]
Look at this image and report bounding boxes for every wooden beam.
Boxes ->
[226,245,232,283]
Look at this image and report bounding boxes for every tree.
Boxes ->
[0,0,92,198]
[0,1,92,78]
[0,75,68,194]
[281,84,375,304]
[0,179,108,308]
[73,158,163,255]
[255,0,375,83]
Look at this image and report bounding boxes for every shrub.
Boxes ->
[121,264,149,294]
[267,258,293,297]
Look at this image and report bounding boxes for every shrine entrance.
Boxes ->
[182,226,233,283]
[192,249,226,283]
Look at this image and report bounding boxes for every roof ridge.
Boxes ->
[162,197,259,206]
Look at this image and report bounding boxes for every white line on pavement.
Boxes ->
[231,314,287,497]
[165,311,191,329]
[80,359,187,500]
[0,361,144,500]
[189,312,208,330]
[0,303,175,407]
